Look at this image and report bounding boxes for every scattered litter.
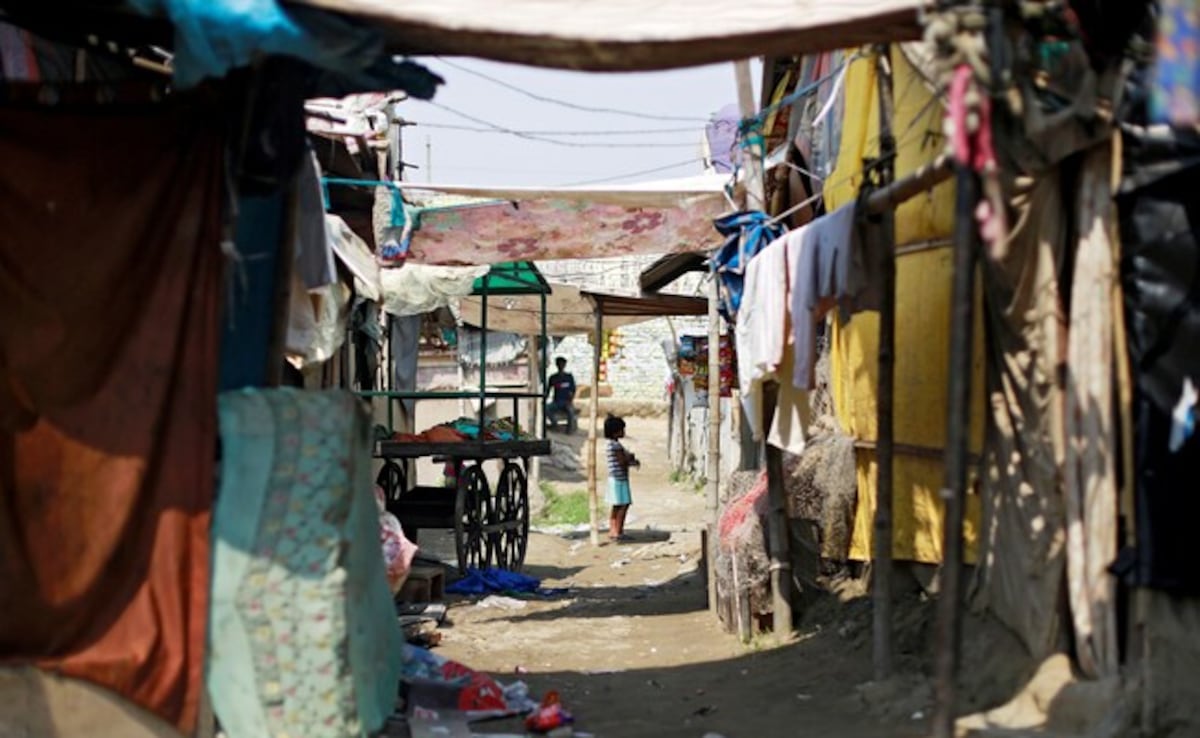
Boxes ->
[702,733,729,738]
[647,679,662,688]
[477,595,527,610]
[610,558,631,569]
[569,542,584,554]
[692,706,717,716]
[514,665,529,675]
[525,691,574,734]
[581,668,624,675]
[502,681,537,714]
[796,693,812,701]
[911,710,925,720]
[650,647,658,654]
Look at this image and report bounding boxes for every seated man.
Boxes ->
[544,357,577,434]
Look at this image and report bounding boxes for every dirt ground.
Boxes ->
[417,416,934,738]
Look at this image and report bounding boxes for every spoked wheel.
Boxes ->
[489,462,530,571]
[375,460,407,512]
[454,463,492,574]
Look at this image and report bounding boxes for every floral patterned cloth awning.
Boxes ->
[402,178,732,265]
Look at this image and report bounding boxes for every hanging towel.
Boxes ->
[208,389,402,738]
[735,235,789,439]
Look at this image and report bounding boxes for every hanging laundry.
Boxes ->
[711,210,787,323]
[327,214,382,300]
[787,203,877,390]
[0,21,38,81]
[1153,0,1200,126]
[0,102,223,732]
[380,263,489,317]
[735,235,789,439]
[208,389,402,738]
[766,348,811,455]
[295,147,338,290]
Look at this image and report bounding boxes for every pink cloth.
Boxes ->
[375,487,418,593]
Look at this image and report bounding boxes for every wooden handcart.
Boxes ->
[365,262,552,573]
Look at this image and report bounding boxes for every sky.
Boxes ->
[398,57,762,187]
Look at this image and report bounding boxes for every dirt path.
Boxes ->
[420,416,930,738]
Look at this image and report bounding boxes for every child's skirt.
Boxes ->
[607,477,632,506]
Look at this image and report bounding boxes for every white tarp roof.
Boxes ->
[294,0,925,71]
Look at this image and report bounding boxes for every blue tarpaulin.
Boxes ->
[710,210,786,323]
[126,0,441,95]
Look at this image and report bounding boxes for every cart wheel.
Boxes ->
[454,464,492,574]
[490,462,530,571]
[376,460,407,510]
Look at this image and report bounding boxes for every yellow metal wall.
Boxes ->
[822,47,985,564]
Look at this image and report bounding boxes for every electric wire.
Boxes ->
[405,121,703,137]
[419,101,701,148]
[434,57,711,123]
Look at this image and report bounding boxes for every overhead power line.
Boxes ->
[435,57,711,123]
[418,101,701,148]
[557,158,705,186]
[406,120,701,137]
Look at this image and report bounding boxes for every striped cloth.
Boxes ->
[606,439,628,481]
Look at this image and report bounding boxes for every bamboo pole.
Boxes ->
[736,58,794,636]
[705,272,721,614]
[931,165,981,738]
[587,307,603,546]
[872,45,898,681]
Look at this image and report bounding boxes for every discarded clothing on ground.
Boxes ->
[208,389,402,738]
[446,568,567,598]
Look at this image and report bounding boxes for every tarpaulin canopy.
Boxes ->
[400,176,733,265]
[459,282,707,335]
[290,0,925,71]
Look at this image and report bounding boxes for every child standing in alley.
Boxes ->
[604,413,640,542]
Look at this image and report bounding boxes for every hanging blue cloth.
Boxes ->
[126,0,440,96]
[710,211,786,323]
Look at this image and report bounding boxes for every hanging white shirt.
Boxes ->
[735,234,789,440]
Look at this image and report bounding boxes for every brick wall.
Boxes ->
[538,255,707,401]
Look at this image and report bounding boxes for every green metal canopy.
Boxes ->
[472,261,551,296]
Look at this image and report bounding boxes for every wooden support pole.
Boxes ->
[733,58,794,634]
[932,164,980,738]
[763,384,793,637]
[587,307,603,546]
[866,155,952,216]
[872,45,898,681]
[705,270,721,614]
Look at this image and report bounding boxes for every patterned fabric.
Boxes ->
[407,197,725,265]
[1153,0,1200,125]
[209,389,402,738]
[375,486,418,594]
